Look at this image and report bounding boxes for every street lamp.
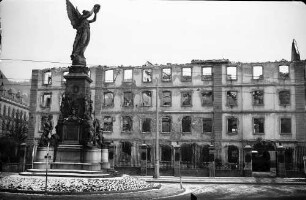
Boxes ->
[154,77,160,178]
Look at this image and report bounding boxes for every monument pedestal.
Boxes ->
[33,147,54,169]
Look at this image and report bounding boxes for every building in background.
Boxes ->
[27,42,306,176]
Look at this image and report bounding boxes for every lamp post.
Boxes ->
[154,77,160,178]
[45,140,50,194]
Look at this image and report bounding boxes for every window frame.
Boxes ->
[181,91,192,107]
[201,66,213,81]
[141,118,152,133]
[252,90,264,106]
[201,90,213,106]
[280,117,292,135]
[226,91,238,107]
[142,68,153,83]
[279,65,290,80]
[226,66,237,81]
[253,117,265,135]
[123,91,134,107]
[279,90,291,106]
[161,67,172,82]
[40,92,52,108]
[203,118,213,134]
[103,91,114,107]
[181,67,192,82]
[182,116,192,134]
[43,70,52,85]
[104,69,114,83]
[122,116,133,132]
[103,116,113,132]
[161,91,172,107]
[161,116,171,133]
[123,69,133,83]
[227,117,238,135]
[142,91,152,107]
[252,65,263,80]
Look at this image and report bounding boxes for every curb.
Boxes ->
[0,184,161,195]
[144,179,306,185]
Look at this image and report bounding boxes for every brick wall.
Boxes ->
[294,62,306,141]
[213,64,223,156]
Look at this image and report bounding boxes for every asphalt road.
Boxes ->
[1,183,306,200]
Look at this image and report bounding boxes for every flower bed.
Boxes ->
[0,174,157,194]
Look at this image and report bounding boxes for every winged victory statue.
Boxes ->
[66,0,100,66]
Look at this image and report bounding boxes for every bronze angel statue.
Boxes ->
[66,0,100,66]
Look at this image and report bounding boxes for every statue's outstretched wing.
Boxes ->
[66,0,81,29]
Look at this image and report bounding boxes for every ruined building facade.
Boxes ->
[27,56,306,175]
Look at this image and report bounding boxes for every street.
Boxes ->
[1,183,306,200]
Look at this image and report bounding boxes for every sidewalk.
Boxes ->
[134,176,306,185]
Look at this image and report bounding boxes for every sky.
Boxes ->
[0,0,306,82]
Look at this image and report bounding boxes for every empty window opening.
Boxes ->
[122,116,132,132]
[161,145,171,162]
[105,70,114,83]
[142,118,151,133]
[182,67,192,81]
[162,116,171,133]
[103,92,114,107]
[252,90,264,105]
[279,90,290,105]
[41,93,51,108]
[281,118,291,134]
[227,117,238,134]
[103,116,113,132]
[161,91,171,106]
[182,92,192,106]
[227,66,237,80]
[279,65,289,79]
[203,118,212,133]
[123,69,133,82]
[182,116,191,133]
[253,66,263,79]
[253,118,264,134]
[123,92,133,107]
[142,91,152,106]
[143,69,152,82]
[43,71,52,85]
[202,66,212,80]
[227,91,237,107]
[228,145,239,164]
[162,68,172,81]
[201,91,213,106]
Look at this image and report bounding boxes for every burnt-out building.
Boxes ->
[27,47,306,176]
